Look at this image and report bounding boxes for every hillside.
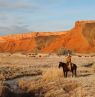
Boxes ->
[0,20,95,53]
[43,21,95,53]
[0,32,65,53]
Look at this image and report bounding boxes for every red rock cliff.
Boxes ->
[0,20,95,53]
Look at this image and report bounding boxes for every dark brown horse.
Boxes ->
[58,62,77,77]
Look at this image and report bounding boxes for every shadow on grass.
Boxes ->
[77,73,93,77]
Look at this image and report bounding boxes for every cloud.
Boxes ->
[0,12,32,35]
[0,25,30,36]
[0,0,38,10]
[0,0,94,35]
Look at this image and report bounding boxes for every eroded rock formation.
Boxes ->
[0,20,95,53]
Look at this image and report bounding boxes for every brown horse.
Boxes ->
[58,62,77,77]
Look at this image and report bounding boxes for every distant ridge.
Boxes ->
[0,20,95,53]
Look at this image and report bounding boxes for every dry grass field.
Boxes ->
[0,53,95,97]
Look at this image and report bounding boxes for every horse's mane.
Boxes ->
[59,62,65,64]
[59,62,62,64]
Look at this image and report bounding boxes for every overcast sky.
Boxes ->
[0,0,95,35]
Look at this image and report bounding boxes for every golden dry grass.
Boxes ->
[42,67,63,82]
[0,74,5,80]
[18,77,81,97]
[17,67,82,97]
[0,53,95,97]
[18,67,63,91]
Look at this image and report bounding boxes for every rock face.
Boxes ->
[0,32,64,53]
[0,20,95,53]
[43,20,95,53]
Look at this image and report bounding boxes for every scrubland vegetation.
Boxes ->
[0,53,95,97]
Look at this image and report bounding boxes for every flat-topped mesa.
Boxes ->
[79,21,95,46]
[2,32,65,41]
[2,32,39,40]
[75,20,95,29]
[43,20,95,53]
[73,20,95,46]
[0,20,95,53]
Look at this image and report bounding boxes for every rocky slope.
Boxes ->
[43,21,95,53]
[0,32,65,53]
[0,20,95,53]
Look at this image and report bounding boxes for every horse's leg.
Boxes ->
[63,69,66,77]
[66,71,68,77]
[75,69,77,77]
[72,70,74,77]
[64,71,66,77]
[64,71,67,77]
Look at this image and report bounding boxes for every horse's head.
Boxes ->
[58,62,63,68]
[58,62,66,68]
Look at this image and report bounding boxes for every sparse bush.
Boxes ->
[78,55,82,57]
[56,48,72,56]
[56,48,64,55]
